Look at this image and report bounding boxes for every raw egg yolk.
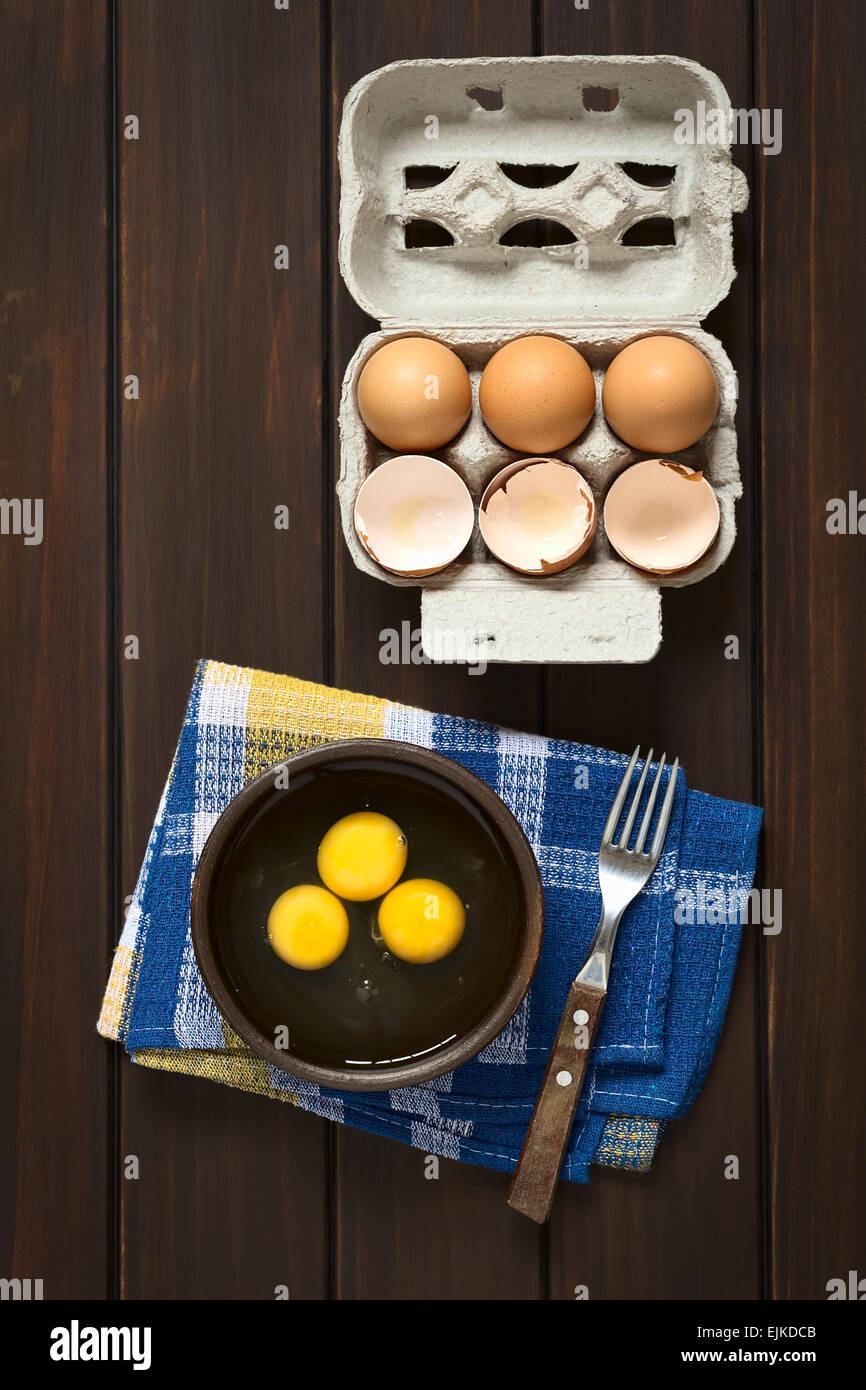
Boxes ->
[267,885,349,971]
[317,811,408,902]
[378,878,466,964]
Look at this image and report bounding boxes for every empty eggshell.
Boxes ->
[603,459,720,575]
[357,336,472,451]
[354,455,475,578]
[602,334,720,452]
[479,335,596,454]
[479,458,597,576]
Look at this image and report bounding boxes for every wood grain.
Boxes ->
[508,981,606,1225]
[0,0,110,1298]
[3,0,864,1303]
[758,0,866,1299]
[540,0,763,1299]
[117,0,329,1298]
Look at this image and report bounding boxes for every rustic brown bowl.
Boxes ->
[190,738,544,1092]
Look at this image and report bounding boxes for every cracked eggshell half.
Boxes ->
[354,454,475,578]
[603,459,720,576]
[479,457,597,577]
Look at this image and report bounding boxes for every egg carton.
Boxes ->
[337,55,748,664]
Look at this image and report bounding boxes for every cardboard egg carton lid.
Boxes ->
[339,54,748,328]
[420,567,663,666]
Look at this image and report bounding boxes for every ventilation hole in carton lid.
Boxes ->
[620,216,677,247]
[582,86,619,112]
[500,219,577,247]
[466,85,504,111]
[404,219,455,248]
[404,165,457,190]
[620,161,676,188]
[499,163,578,188]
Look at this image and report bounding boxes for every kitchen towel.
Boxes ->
[99,659,762,1182]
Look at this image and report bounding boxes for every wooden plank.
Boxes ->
[117,0,328,1299]
[329,0,544,1300]
[0,0,110,1298]
[758,0,866,1300]
[540,0,763,1298]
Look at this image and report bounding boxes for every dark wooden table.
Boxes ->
[2,0,864,1301]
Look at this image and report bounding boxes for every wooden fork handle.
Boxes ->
[507,979,606,1224]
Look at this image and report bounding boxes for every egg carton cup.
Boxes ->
[337,56,749,664]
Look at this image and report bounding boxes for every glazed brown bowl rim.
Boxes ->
[190,737,545,1092]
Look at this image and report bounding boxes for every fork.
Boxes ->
[507,746,680,1224]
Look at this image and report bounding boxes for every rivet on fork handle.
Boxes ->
[507,978,606,1224]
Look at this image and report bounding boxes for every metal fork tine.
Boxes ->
[601,745,640,846]
[649,757,679,862]
[617,748,652,848]
[633,753,666,854]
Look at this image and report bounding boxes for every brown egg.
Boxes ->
[602,335,719,452]
[479,336,596,454]
[479,458,597,576]
[603,459,720,575]
[357,337,472,451]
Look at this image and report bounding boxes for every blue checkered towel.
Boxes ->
[99,660,763,1182]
